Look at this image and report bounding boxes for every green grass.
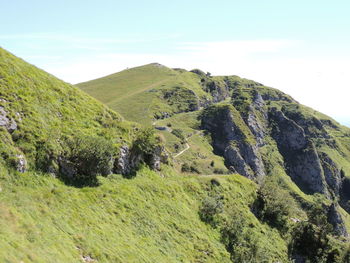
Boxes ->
[0,165,292,263]
[77,64,210,125]
[156,111,228,175]
[0,48,134,172]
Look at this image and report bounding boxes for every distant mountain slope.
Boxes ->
[77,64,210,125]
[78,64,350,261]
[2,50,350,262]
[0,49,171,185]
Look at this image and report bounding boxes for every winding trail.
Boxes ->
[173,143,190,158]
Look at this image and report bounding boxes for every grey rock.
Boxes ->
[0,106,17,133]
[269,109,329,195]
[202,105,265,182]
[224,145,252,178]
[15,154,27,173]
[114,145,132,175]
[270,109,307,151]
[58,157,77,178]
[247,110,265,147]
[327,203,348,237]
[114,145,167,175]
[319,152,342,195]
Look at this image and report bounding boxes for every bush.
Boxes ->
[171,128,185,141]
[288,204,345,262]
[254,177,296,233]
[181,163,191,172]
[213,168,226,174]
[132,128,159,155]
[62,135,114,186]
[199,194,223,225]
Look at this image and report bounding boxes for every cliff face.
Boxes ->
[200,82,350,233]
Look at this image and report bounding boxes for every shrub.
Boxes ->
[181,163,191,172]
[254,177,296,233]
[132,128,159,155]
[171,128,185,141]
[213,168,225,174]
[62,135,114,186]
[288,204,340,262]
[199,194,223,225]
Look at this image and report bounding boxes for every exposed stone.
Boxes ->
[0,106,17,133]
[269,109,307,151]
[114,145,132,175]
[201,105,265,182]
[327,203,348,237]
[269,109,329,195]
[58,157,77,178]
[114,145,168,175]
[15,154,27,173]
[319,152,342,195]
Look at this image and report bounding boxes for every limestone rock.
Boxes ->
[15,154,27,173]
[269,109,329,195]
[0,106,17,133]
[201,105,265,182]
[327,203,348,237]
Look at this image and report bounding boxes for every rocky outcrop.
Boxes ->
[58,157,77,178]
[245,91,268,147]
[0,106,17,133]
[114,145,132,175]
[319,152,342,196]
[114,145,168,175]
[269,109,329,195]
[206,81,230,103]
[201,105,265,182]
[327,203,348,237]
[340,177,350,213]
[15,154,27,173]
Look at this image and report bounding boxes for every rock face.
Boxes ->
[206,81,230,103]
[201,105,265,182]
[244,92,268,147]
[15,154,27,173]
[319,152,342,196]
[0,106,17,133]
[269,109,329,195]
[327,203,348,237]
[114,145,168,175]
[114,146,131,175]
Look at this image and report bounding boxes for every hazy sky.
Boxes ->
[1,0,349,126]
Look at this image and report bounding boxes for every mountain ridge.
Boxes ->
[1,48,350,262]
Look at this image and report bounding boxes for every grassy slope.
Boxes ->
[0,48,289,262]
[156,111,228,174]
[78,64,208,126]
[0,165,289,263]
[0,48,134,171]
[2,50,350,262]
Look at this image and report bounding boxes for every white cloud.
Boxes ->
[27,39,349,126]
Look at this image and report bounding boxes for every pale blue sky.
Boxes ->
[1,0,349,126]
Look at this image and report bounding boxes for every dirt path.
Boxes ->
[173,143,190,158]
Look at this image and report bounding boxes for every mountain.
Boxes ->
[78,63,350,261]
[1,48,350,262]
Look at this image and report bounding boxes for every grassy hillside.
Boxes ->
[0,47,135,177]
[78,64,209,125]
[0,164,297,262]
[2,49,350,262]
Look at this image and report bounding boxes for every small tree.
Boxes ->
[62,135,114,186]
[132,128,159,155]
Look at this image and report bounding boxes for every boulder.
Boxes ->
[0,106,17,133]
